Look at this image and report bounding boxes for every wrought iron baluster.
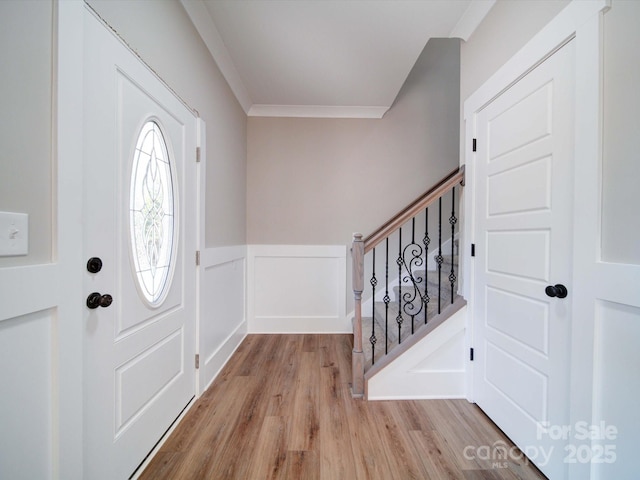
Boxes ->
[370,248,377,365]
[398,218,426,340]
[449,188,458,304]
[384,238,390,355]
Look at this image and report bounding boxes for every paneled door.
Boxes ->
[83,8,197,479]
[472,41,575,478]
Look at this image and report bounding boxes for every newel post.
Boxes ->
[351,233,365,398]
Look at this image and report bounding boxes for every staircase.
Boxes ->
[361,253,460,368]
[350,167,466,398]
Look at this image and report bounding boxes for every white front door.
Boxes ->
[83,9,197,479]
[472,41,575,478]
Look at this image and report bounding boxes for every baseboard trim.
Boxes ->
[367,393,467,401]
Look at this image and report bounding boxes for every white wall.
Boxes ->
[0,309,54,479]
[592,301,640,479]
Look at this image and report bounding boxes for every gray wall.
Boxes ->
[0,1,54,267]
[88,0,247,247]
[601,0,640,265]
[460,0,570,102]
[247,38,461,246]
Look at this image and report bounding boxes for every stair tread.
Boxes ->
[360,254,460,369]
[361,293,462,367]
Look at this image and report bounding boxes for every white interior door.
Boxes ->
[472,41,575,478]
[83,9,197,479]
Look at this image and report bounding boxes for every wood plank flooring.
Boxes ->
[140,334,546,480]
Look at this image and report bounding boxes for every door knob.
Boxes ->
[545,284,568,299]
[87,257,103,273]
[87,292,113,309]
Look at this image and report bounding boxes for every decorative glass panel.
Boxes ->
[129,121,176,305]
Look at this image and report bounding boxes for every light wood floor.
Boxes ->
[140,334,546,479]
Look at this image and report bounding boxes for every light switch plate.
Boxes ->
[0,212,29,256]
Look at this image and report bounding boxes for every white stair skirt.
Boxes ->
[366,306,466,400]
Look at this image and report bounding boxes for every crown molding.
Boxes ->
[248,104,389,119]
[179,0,252,113]
[449,0,496,41]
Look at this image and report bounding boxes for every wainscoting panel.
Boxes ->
[0,308,54,479]
[248,245,348,333]
[199,246,247,393]
[591,300,640,479]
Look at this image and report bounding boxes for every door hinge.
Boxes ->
[196,250,201,266]
[471,243,476,257]
[196,146,201,163]
[195,354,200,369]
[472,138,477,152]
[470,348,474,361]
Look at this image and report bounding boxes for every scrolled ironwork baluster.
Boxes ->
[400,218,424,335]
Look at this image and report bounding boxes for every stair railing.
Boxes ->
[351,166,465,398]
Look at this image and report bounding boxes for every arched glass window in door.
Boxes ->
[129,120,177,305]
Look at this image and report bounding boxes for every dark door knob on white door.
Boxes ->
[545,284,568,298]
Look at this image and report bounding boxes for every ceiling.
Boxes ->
[180,0,495,118]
